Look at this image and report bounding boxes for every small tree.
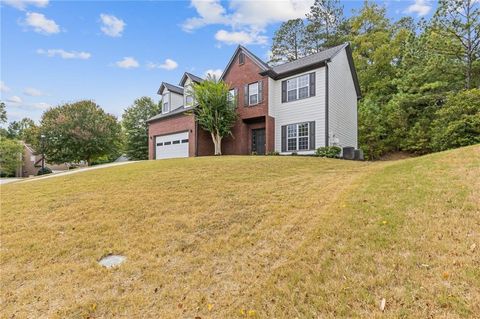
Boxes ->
[0,138,22,177]
[40,100,122,165]
[191,76,237,155]
[122,97,161,160]
[0,102,6,124]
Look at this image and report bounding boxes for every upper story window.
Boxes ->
[287,122,310,151]
[228,88,237,107]
[162,93,170,113]
[185,85,194,107]
[249,82,258,105]
[239,52,245,65]
[287,74,309,102]
[282,72,315,103]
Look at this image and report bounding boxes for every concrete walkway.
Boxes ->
[4,161,138,185]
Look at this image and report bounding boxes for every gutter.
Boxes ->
[325,62,329,147]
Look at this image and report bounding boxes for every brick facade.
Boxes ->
[148,48,274,158]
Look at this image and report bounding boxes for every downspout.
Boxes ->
[195,120,199,157]
[325,62,329,147]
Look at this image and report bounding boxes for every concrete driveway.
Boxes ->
[2,161,137,185]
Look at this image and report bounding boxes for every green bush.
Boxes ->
[37,167,52,175]
[0,138,22,177]
[430,89,480,151]
[316,146,342,158]
[266,151,280,156]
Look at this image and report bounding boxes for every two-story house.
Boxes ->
[147,43,360,159]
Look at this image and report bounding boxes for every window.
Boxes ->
[286,74,310,102]
[287,122,310,151]
[156,142,163,146]
[185,85,194,107]
[249,82,258,105]
[181,139,189,143]
[162,93,170,113]
[172,140,180,144]
[239,52,245,64]
[228,88,236,106]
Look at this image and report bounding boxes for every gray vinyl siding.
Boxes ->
[270,67,326,154]
[170,91,184,111]
[328,49,358,148]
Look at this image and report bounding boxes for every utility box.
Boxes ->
[354,149,364,161]
[343,147,355,160]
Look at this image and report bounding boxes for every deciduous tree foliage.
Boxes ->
[0,138,22,177]
[191,75,237,155]
[0,102,6,124]
[122,97,161,160]
[40,100,122,165]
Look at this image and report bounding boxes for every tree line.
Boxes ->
[270,0,480,159]
[0,98,160,176]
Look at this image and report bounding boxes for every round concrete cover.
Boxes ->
[99,255,126,268]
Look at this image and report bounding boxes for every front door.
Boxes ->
[252,128,266,155]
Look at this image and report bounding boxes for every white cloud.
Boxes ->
[23,12,60,34]
[37,49,91,59]
[23,87,45,96]
[404,0,432,17]
[204,69,223,79]
[147,58,179,70]
[4,0,49,11]
[182,0,229,32]
[31,102,50,110]
[100,14,125,37]
[7,96,23,103]
[115,57,139,69]
[183,0,312,46]
[0,81,11,93]
[215,29,267,45]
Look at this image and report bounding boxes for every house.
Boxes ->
[16,142,74,177]
[147,43,360,159]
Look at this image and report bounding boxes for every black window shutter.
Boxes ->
[281,80,287,103]
[309,72,316,97]
[258,80,263,103]
[309,121,316,150]
[281,125,287,152]
[244,84,249,106]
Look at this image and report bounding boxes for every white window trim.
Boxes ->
[286,74,310,102]
[287,122,310,151]
[248,82,258,106]
[162,93,170,113]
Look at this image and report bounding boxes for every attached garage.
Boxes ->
[155,131,189,159]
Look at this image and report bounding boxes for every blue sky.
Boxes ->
[1,0,437,123]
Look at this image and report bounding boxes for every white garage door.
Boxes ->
[155,131,189,159]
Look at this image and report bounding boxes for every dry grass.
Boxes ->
[1,145,479,318]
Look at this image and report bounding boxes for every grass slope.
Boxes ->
[1,146,479,318]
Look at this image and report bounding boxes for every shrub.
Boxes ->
[430,89,480,151]
[316,146,342,158]
[266,151,280,156]
[291,152,298,156]
[0,138,22,177]
[37,167,52,175]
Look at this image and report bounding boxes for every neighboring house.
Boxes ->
[147,43,360,159]
[17,142,72,177]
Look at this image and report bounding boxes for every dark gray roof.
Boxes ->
[157,82,184,95]
[179,72,204,86]
[266,43,347,77]
[146,106,191,123]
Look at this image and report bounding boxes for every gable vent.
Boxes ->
[239,52,245,65]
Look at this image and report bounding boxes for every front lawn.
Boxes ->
[1,146,479,318]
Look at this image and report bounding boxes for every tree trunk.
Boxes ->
[211,132,222,155]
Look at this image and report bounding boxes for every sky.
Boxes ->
[0,0,438,124]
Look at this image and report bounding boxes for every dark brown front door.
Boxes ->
[252,128,266,155]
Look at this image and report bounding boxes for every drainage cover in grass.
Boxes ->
[98,254,126,268]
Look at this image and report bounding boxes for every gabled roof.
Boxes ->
[146,105,190,123]
[157,82,184,95]
[220,45,270,80]
[261,43,347,79]
[179,72,204,86]
[259,42,361,98]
